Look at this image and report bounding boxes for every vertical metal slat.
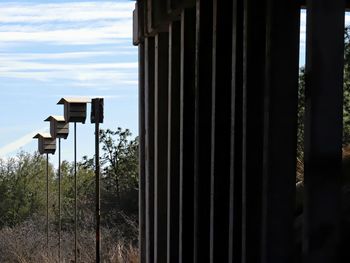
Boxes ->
[193,0,213,262]
[261,1,300,262]
[304,0,345,262]
[167,20,181,263]
[241,0,267,262]
[229,0,243,262]
[154,32,169,263]
[179,7,196,263]
[210,0,233,262]
[145,36,155,263]
[138,40,147,263]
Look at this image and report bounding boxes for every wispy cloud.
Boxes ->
[0,24,132,45]
[0,70,137,85]
[0,127,48,157]
[0,51,134,60]
[0,2,133,23]
[59,94,123,100]
[0,1,137,86]
[0,2,133,45]
[0,61,137,71]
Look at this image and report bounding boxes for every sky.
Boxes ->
[0,0,138,163]
[0,4,349,163]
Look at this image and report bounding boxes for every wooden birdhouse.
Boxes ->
[91,98,104,124]
[57,98,90,123]
[45,115,69,139]
[33,133,56,154]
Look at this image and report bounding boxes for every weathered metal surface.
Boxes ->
[229,0,243,262]
[261,1,300,263]
[209,0,233,262]
[167,20,181,263]
[133,1,146,45]
[144,36,155,263]
[193,0,213,262]
[179,7,196,262]
[167,0,195,16]
[304,0,345,262]
[134,0,348,262]
[154,32,169,263]
[133,3,140,46]
[241,0,266,262]
[145,0,169,35]
[138,41,147,263]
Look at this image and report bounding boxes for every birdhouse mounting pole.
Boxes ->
[58,138,61,263]
[95,118,101,263]
[74,122,77,263]
[46,153,49,258]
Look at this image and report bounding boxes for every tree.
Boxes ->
[82,127,139,201]
[298,26,350,157]
[0,152,49,227]
[98,128,139,234]
[99,128,138,201]
[81,127,139,239]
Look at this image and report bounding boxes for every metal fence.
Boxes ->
[133,0,347,262]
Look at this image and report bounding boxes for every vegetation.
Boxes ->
[0,127,139,262]
[297,27,350,181]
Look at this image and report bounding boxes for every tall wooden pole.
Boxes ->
[92,98,102,262]
[58,138,61,262]
[74,123,77,263]
[95,119,101,262]
[46,153,49,258]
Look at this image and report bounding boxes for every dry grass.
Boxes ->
[0,217,139,263]
[296,157,304,182]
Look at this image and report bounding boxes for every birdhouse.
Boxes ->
[45,115,69,139]
[33,133,56,154]
[57,98,90,124]
[91,98,104,124]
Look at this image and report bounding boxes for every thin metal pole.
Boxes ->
[74,123,77,263]
[95,120,101,262]
[58,138,61,263]
[46,153,49,258]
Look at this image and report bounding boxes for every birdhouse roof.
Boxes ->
[33,133,52,139]
[44,115,65,122]
[57,97,90,105]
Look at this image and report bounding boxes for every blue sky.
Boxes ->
[0,0,138,163]
[0,4,349,163]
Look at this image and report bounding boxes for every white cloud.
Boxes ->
[0,2,134,23]
[0,54,138,83]
[0,51,134,60]
[60,94,123,100]
[0,127,48,157]
[0,1,133,45]
[0,24,132,45]
[0,60,137,72]
[0,70,137,85]
[0,1,137,85]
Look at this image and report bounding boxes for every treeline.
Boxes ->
[0,127,139,262]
